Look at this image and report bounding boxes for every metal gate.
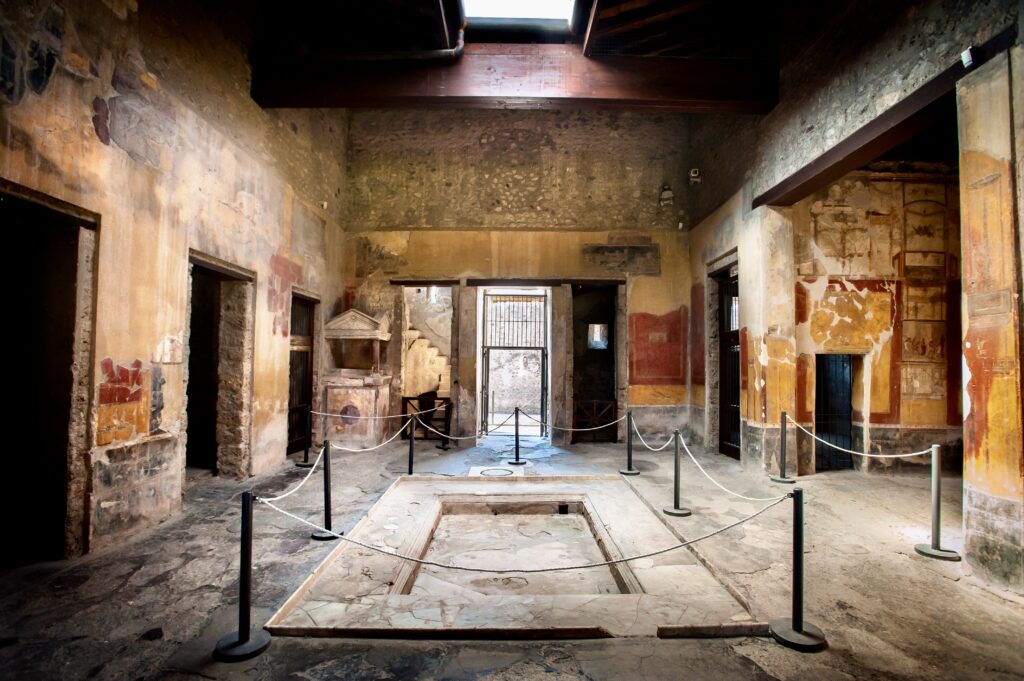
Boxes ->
[814,354,854,470]
[480,292,547,436]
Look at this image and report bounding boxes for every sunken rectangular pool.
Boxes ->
[267,476,756,638]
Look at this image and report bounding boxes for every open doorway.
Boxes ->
[4,187,96,566]
[571,284,617,443]
[710,266,741,459]
[288,294,316,455]
[479,288,549,437]
[185,256,255,480]
[401,285,455,442]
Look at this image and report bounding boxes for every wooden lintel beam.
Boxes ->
[252,43,777,113]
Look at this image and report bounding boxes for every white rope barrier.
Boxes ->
[785,414,931,459]
[311,403,446,420]
[329,419,413,452]
[631,418,676,451]
[413,417,479,440]
[413,413,516,440]
[257,494,789,574]
[677,433,789,502]
[520,411,627,432]
[260,446,325,502]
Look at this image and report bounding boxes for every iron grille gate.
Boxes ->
[484,294,547,347]
[814,354,854,470]
[481,293,548,435]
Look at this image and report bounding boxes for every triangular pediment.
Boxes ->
[324,309,391,341]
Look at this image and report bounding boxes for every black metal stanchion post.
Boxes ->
[663,430,691,517]
[914,444,961,561]
[770,488,827,652]
[213,490,272,661]
[771,410,795,483]
[408,418,416,475]
[296,407,314,468]
[620,410,639,476]
[311,440,339,541]
[509,407,527,465]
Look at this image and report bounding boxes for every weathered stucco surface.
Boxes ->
[345,229,690,434]
[342,106,694,433]
[678,0,1020,589]
[0,0,347,552]
[956,53,1023,590]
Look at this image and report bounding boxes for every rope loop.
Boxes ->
[784,413,931,459]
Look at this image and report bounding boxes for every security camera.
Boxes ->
[689,168,702,185]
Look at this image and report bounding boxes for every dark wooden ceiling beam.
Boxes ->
[581,0,602,57]
[596,24,719,56]
[252,43,778,113]
[595,0,712,38]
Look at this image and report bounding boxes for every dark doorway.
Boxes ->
[186,265,221,471]
[815,354,854,471]
[288,296,315,454]
[571,285,617,443]
[5,191,80,566]
[716,271,741,459]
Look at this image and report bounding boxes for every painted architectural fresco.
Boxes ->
[682,172,963,470]
[791,174,963,458]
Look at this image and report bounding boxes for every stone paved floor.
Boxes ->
[0,434,1021,680]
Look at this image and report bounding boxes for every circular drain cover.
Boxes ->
[480,468,514,476]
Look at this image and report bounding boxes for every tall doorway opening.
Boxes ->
[185,256,255,480]
[480,288,549,436]
[288,295,316,455]
[5,188,95,566]
[187,265,221,472]
[714,268,741,459]
[814,354,854,471]
[571,284,617,443]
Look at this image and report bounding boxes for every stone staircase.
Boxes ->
[403,328,452,397]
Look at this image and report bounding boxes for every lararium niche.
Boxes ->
[323,309,392,447]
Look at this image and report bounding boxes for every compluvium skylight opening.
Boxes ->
[462,0,575,21]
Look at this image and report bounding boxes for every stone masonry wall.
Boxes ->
[688,0,1018,224]
[346,109,689,232]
